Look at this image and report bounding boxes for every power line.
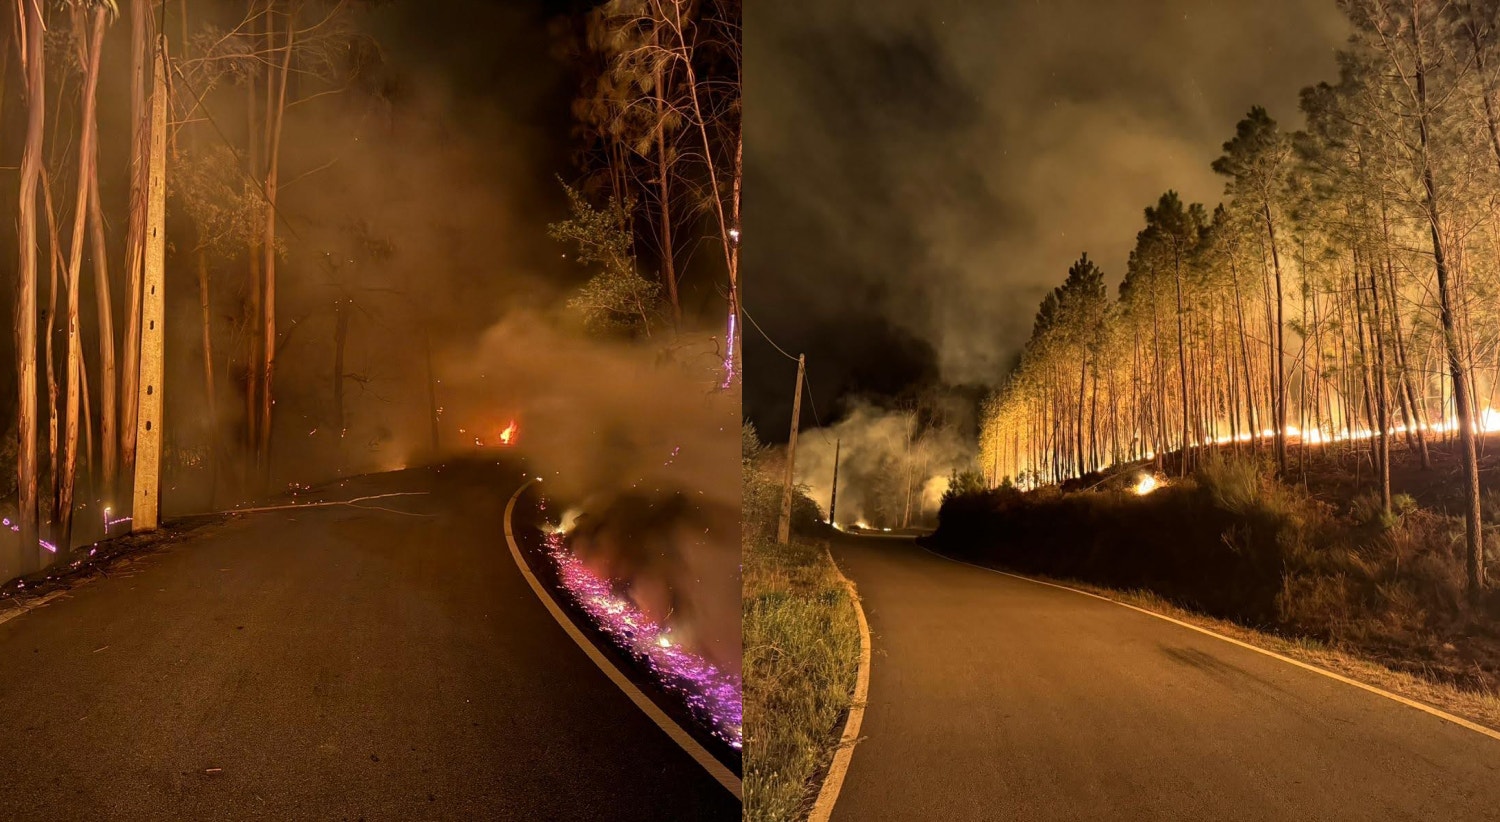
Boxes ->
[741,306,835,444]
[801,362,834,444]
[742,305,798,362]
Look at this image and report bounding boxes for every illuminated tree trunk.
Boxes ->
[1368,260,1392,512]
[56,6,109,554]
[653,37,681,329]
[1172,246,1190,473]
[90,109,116,497]
[121,0,150,486]
[1263,202,1287,474]
[257,5,295,484]
[333,297,349,466]
[245,56,262,475]
[14,0,46,572]
[1413,7,1484,600]
[42,174,61,534]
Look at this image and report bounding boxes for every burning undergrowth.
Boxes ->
[542,496,742,749]
[441,310,741,736]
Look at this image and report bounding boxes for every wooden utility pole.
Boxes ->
[776,354,805,545]
[132,37,167,532]
[828,438,840,528]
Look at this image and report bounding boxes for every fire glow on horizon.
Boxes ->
[1003,406,1500,491]
[539,500,742,750]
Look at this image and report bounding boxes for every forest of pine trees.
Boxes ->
[980,0,1500,598]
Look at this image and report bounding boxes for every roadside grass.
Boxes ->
[742,532,861,821]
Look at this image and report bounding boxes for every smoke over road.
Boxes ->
[440,312,741,675]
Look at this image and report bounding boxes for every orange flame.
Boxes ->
[499,420,518,445]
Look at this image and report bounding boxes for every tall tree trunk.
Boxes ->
[198,248,218,507]
[1368,261,1392,512]
[667,2,739,385]
[89,108,116,499]
[653,43,680,329]
[245,61,262,476]
[121,0,151,485]
[1264,202,1287,474]
[1414,8,1484,601]
[56,7,108,555]
[1173,249,1190,474]
[257,5,295,484]
[332,297,349,468]
[1382,205,1430,467]
[13,0,45,573]
[42,172,61,537]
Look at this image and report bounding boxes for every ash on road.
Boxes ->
[0,462,738,821]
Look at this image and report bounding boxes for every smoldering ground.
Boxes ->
[439,312,741,675]
[792,396,973,530]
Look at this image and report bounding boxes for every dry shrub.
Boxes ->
[936,453,1500,686]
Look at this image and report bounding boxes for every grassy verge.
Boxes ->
[743,532,861,822]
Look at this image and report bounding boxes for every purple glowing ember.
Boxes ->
[721,310,737,389]
[539,499,742,750]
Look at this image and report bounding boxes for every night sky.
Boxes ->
[744,0,1350,441]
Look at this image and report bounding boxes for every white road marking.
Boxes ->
[918,543,1500,744]
[0,589,68,628]
[809,543,872,822]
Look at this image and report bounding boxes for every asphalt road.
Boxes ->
[830,533,1500,821]
[0,463,738,821]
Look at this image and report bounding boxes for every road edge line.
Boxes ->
[919,544,1500,744]
[502,481,743,800]
[808,542,872,822]
[0,589,68,628]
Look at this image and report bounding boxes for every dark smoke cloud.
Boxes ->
[744,0,1348,438]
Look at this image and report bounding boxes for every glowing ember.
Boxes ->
[539,503,741,750]
[499,420,518,445]
[545,507,582,536]
[1133,473,1159,496]
[721,310,737,389]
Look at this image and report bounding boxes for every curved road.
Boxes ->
[0,463,738,821]
[831,533,1500,821]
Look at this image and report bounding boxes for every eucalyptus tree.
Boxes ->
[12,0,49,574]
[51,0,117,552]
[181,0,367,486]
